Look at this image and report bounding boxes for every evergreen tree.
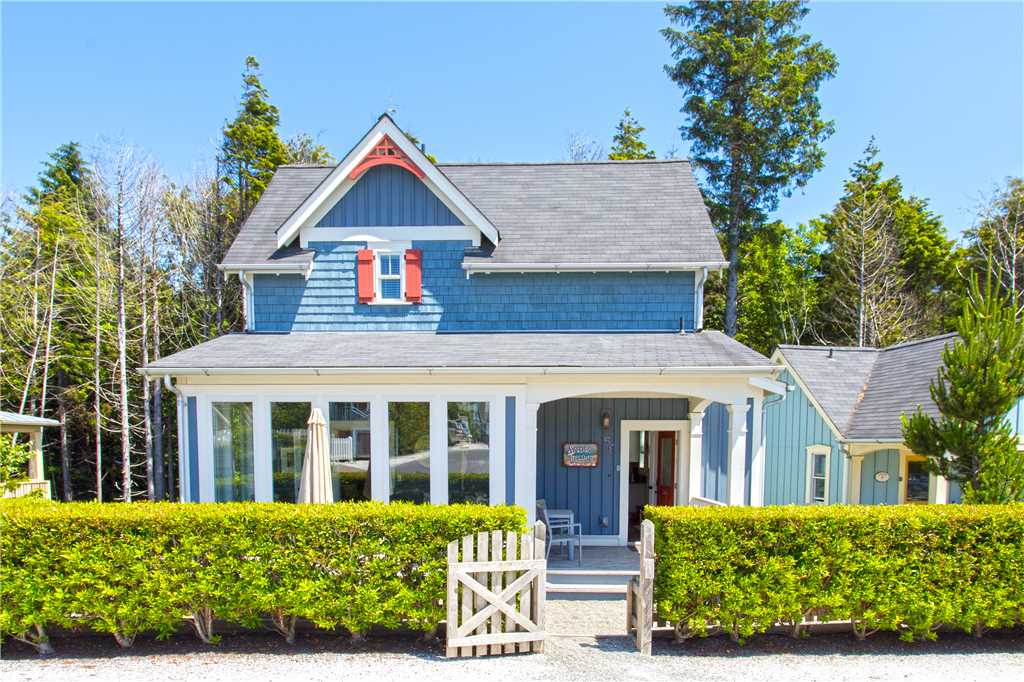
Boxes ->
[220,56,289,224]
[608,108,656,160]
[663,0,837,337]
[902,270,1024,503]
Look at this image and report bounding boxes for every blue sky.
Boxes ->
[2,2,1021,238]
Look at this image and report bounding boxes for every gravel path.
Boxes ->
[3,599,1022,682]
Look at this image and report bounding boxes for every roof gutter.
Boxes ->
[140,364,778,378]
[462,261,729,274]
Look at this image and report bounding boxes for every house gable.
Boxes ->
[276,114,499,249]
[314,164,465,228]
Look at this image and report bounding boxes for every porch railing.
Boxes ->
[3,479,52,500]
[689,495,726,507]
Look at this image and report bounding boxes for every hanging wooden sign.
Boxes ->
[563,442,599,468]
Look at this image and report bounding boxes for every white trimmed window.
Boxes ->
[376,252,404,301]
[805,445,830,504]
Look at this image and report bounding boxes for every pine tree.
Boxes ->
[663,1,837,337]
[608,109,656,160]
[902,270,1024,503]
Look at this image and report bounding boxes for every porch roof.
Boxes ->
[0,411,60,429]
[143,330,771,375]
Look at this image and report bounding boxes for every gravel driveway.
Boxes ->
[3,598,1022,682]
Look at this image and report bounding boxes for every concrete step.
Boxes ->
[545,582,630,595]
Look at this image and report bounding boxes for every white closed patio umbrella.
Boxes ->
[298,408,334,504]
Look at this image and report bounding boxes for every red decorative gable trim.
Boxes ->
[348,135,426,181]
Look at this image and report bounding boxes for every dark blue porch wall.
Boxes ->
[187,396,199,503]
[700,401,754,504]
[536,398,689,536]
[252,241,696,332]
[316,165,463,227]
[505,396,516,505]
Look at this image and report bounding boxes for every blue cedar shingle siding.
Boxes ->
[535,397,689,536]
[315,165,463,227]
[764,369,845,505]
[252,240,696,332]
[700,401,754,504]
[858,449,901,505]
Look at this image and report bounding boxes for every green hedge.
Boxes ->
[0,499,524,651]
[646,504,1024,642]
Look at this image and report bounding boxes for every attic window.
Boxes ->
[378,253,403,301]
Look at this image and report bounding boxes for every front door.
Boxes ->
[656,431,676,506]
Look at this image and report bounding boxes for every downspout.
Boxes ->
[694,267,708,331]
[238,271,253,332]
[163,374,188,502]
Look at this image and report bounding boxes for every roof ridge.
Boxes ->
[878,332,958,353]
[777,344,880,353]
[437,159,692,167]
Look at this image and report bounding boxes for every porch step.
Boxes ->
[546,582,629,595]
[547,570,639,577]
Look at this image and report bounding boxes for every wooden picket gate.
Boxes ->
[625,519,655,655]
[445,521,547,657]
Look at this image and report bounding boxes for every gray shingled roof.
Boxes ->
[221,166,331,268]
[777,346,878,435]
[220,160,724,269]
[145,330,769,373]
[777,333,956,441]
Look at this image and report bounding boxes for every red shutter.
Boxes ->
[357,249,375,303]
[405,248,422,303]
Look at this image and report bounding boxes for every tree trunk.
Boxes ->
[141,248,154,500]
[58,373,71,501]
[116,179,132,502]
[724,168,742,337]
[94,220,104,502]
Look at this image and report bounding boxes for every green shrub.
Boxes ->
[646,504,1024,642]
[0,500,524,650]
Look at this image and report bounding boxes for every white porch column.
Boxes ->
[847,454,864,504]
[726,402,749,506]
[370,397,389,502]
[687,408,706,503]
[516,401,540,523]
[749,397,765,506]
[929,473,950,504]
[28,429,44,480]
[253,399,272,502]
[429,398,448,505]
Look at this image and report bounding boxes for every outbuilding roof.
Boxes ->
[220,159,724,271]
[776,333,955,441]
[144,330,770,374]
[0,410,61,428]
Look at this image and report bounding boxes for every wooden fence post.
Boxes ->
[636,519,654,655]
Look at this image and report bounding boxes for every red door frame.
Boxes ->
[656,431,676,506]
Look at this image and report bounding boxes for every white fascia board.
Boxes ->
[301,226,480,248]
[749,375,787,395]
[140,364,779,377]
[217,263,310,274]
[276,116,499,249]
[462,261,729,274]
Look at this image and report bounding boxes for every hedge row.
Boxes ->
[0,499,524,651]
[646,504,1024,642]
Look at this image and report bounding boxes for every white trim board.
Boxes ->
[618,419,690,546]
[276,115,499,249]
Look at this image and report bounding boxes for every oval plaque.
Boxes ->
[874,471,890,483]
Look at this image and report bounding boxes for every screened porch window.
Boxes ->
[330,401,372,502]
[448,401,489,504]
[388,401,430,503]
[271,402,310,503]
[212,402,254,502]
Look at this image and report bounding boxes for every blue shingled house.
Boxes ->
[144,114,785,543]
[766,334,1024,506]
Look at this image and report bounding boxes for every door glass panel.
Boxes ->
[447,401,489,504]
[329,402,372,502]
[212,402,254,502]
[906,460,930,502]
[658,436,673,487]
[271,402,310,503]
[389,402,430,503]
